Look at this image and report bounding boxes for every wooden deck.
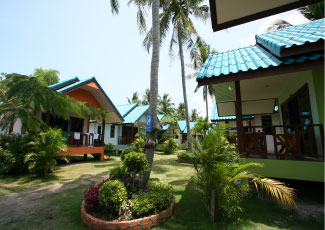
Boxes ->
[57,146,104,161]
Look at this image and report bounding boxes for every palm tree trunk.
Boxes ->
[177,30,192,151]
[141,0,160,188]
[204,86,208,120]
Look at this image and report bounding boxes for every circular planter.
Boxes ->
[177,157,192,164]
[81,198,176,230]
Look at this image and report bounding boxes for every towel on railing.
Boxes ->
[94,134,99,140]
[74,132,80,140]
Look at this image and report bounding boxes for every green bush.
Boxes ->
[98,180,128,214]
[163,139,178,154]
[121,152,149,191]
[177,151,196,162]
[109,166,127,180]
[155,144,164,152]
[104,143,116,156]
[132,182,174,218]
[120,147,133,161]
[131,138,144,153]
[0,147,16,175]
[0,134,34,174]
[24,128,68,177]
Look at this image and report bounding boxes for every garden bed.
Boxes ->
[177,157,192,164]
[81,198,176,230]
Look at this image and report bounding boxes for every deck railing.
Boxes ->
[66,132,104,147]
[226,124,324,161]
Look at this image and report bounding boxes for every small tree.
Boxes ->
[121,152,149,191]
[192,117,210,138]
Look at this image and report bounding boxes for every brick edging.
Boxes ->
[81,198,176,230]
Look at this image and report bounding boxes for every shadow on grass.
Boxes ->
[157,183,324,230]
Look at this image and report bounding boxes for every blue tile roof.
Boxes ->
[158,114,165,121]
[196,19,325,81]
[116,103,139,118]
[211,101,254,121]
[123,105,150,124]
[177,120,197,134]
[161,124,170,131]
[256,19,325,57]
[56,77,94,93]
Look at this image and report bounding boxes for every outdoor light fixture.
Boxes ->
[228,85,233,91]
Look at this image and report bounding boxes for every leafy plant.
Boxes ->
[132,181,174,218]
[25,128,68,177]
[163,139,178,154]
[177,151,196,162]
[0,147,15,175]
[84,178,109,211]
[109,166,127,180]
[192,117,210,137]
[190,127,296,222]
[120,138,145,160]
[121,152,149,191]
[104,143,116,156]
[98,180,128,214]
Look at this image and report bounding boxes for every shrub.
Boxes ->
[98,180,128,214]
[0,147,15,175]
[177,151,196,162]
[155,144,164,152]
[24,128,68,177]
[131,138,144,153]
[121,152,149,191]
[0,134,34,174]
[120,147,134,161]
[84,178,109,211]
[104,143,116,156]
[109,166,127,180]
[132,182,174,218]
[163,139,178,154]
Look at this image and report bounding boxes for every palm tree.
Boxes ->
[158,93,174,115]
[127,92,140,104]
[142,88,151,105]
[144,0,209,150]
[176,102,186,120]
[299,2,324,20]
[187,40,216,120]
[108,0,161,187]
[190,108,199,121]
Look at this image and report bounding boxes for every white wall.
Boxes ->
[104,124,120,145]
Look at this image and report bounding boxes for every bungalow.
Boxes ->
[48,77,123,161]
[177,120,202,144]
[197,19,324,182]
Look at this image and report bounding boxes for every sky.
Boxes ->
[0,0,310,118]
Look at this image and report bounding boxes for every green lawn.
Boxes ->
[0,153,323,230]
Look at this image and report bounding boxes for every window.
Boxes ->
[261,116,272,135]
[97,126,102,134]
[110,125,115,138]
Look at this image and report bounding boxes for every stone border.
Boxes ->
[177,157,192,164]
[81,198,176,230]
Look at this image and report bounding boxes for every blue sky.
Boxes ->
[0,0,309,117]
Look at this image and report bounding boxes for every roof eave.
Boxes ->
[210,0,321,32]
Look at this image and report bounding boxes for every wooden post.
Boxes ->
[235,81,245,154]
[102,118,105,146]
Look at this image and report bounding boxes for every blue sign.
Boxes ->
[146,114,152,132]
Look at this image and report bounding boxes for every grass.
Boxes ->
[1,152,324,230]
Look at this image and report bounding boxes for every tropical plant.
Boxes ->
[192,117,209,137]
[176,103,186,120]
[299,2,324,20]
[127,92,140,104]
[190,127,296,222]
[144,0,209,151]
[158,93,174,115]
[98,180,128,214]
[0,147,15,175]
[84,178,109,211]
[162,139,178,154]
[31,67,60,86]
[104,143,116,156]
[142,88,151,105]
[190,108,199,121]
[187,40,216,120]
[24,128,68,177]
